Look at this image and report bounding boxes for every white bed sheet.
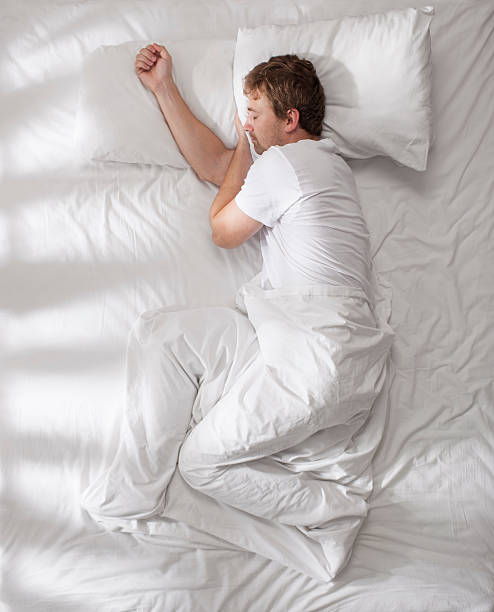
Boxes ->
[1,0,493,610]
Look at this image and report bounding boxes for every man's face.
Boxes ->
[243,90,285,155]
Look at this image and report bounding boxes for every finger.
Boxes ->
[138,54,155,67]
[136,53,155,68]
[140,48,157,62]
[150,42,169,58]
[135,55,151,67]
[137,50,156,65]
[135,60,151,72]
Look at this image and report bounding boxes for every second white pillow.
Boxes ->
[75,39,237,168]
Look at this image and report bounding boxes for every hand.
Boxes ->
[135,43,173,95]
[234,111,248,145]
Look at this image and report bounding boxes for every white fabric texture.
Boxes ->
[74,39,237,166]
[234,7,434,170]
[235,138,373,294]
[81,270,395,581]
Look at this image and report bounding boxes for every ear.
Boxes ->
[284,108,300,133]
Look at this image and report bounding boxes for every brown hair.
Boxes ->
[243,54,325,137]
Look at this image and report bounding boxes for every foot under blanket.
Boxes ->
[81,270,394,581]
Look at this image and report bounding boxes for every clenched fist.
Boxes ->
[135,43,173,95]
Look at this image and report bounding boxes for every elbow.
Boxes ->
[211,229,237,249]
[204,150,233,186]
[202,172,224,188]
[197,150,233,186]
[198,170,221,187]
[211,230,220,246]
[196,169,212,184]
[210,215,222,246]
[211,231,230,249]
[205,173,223,187]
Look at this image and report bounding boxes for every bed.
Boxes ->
[1,0,493,610]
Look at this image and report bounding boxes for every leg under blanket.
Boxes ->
[81,271,394,579]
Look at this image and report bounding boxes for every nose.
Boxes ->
[243,118,252,132]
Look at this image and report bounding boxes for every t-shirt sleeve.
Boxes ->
[235,147,301,228]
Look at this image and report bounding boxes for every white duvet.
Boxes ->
[82,269,394,580]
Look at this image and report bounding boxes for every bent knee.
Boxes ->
[130,308,188,344]
[131,306,244,346]
[178,437,223,493]
[177,440,205,490]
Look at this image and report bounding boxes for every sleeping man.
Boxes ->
[81,43,395,578]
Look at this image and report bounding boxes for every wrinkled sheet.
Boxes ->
[1,0,494,610]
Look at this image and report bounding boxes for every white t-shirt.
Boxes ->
[235,138,372,296]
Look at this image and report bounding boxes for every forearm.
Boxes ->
[209,136,253,224]
[154,80,233,186]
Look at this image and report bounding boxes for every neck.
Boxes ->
[284,128,319,145]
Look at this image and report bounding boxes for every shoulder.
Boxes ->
[246,145,297,186]
[253,145,291,169]
[278,138,338,162]
[278,138,350,184]
[237,144,303,227]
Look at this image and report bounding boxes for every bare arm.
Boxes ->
[210,115,253,222]
[209,115,262,249]
[154,81,233,186]
[135,43,234,186]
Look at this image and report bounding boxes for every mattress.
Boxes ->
[1,0,493,610]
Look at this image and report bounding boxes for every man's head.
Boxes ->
[242,54,325,154]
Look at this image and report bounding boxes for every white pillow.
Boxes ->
[234,7,434,171]
[75,39,237,167]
